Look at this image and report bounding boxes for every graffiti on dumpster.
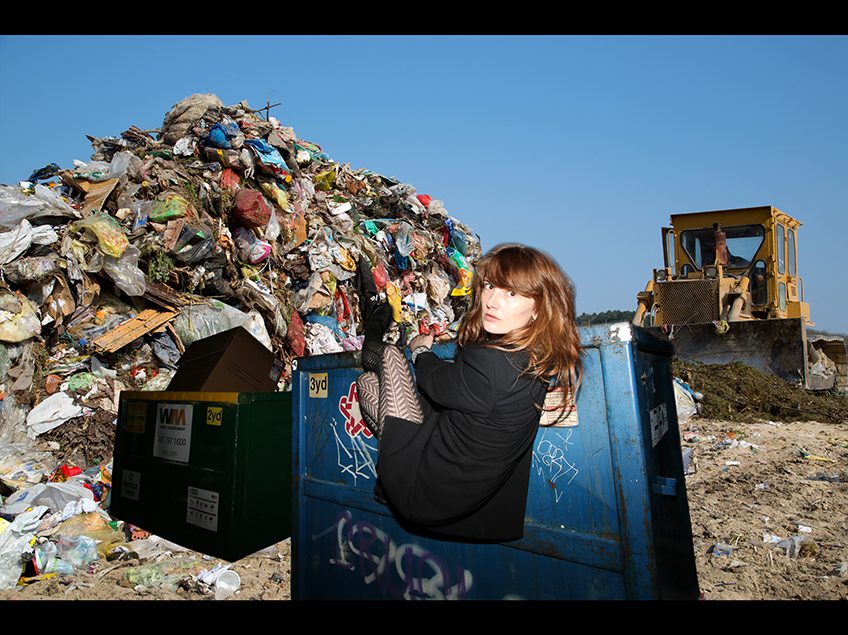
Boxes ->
[532,428,578,503]
[330,419,378,485]
[338,381,373,440]
[311,510,474,600]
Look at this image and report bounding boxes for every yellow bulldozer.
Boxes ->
[633,205,847,391]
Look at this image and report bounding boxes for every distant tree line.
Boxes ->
[576,309,635,326]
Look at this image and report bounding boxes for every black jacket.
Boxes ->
[377,344,546,541]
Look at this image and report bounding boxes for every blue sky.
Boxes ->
[1,35,846,332]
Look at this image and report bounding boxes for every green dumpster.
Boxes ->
[110,390,292,562]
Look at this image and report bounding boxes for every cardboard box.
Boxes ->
[167,327,282,392]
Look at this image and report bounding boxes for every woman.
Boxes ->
[356,243,582,541]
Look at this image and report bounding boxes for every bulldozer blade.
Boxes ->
[646,318,813,388]
[808,334,848,391]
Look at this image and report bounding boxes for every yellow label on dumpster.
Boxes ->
[309,373,329,398]
[126,402,147,433]
[206,407,223,426]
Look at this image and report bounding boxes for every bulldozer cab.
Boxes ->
[660,206,810,324]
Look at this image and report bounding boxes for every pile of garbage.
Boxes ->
[0,93,480,590]
[672,360,848,424]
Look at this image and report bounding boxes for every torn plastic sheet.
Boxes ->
[174,301,272,351]
[173,136,197,157]
[0,220,59,265]
[305,322,343,355]
[238,278,287,335]
[264,208,282,242]
[126,535,192,560]
[0,445,56,484]
[0,505,48,590]
[402,292,430,313]
[0,183,78,231]
[244,138,290,177]
[25,391,83,437]
[1,480,94,516]
[0,391,30,446]
[673,380,698,423]
[305,314,346,341]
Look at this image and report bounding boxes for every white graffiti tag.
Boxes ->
[312,511,474,600]
[330,419,378,485]
[532,428,578,502]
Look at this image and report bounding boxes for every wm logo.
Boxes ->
[159,407,187,427]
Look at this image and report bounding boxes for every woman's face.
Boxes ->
[480,280,537,335]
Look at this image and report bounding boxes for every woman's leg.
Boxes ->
[356,371,381,437]
[356,345,424,440]
[378,345,424,426]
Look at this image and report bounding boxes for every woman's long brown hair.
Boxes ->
[458,243,582,423]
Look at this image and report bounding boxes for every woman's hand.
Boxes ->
[409,332,434,351]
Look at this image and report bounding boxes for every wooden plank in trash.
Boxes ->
[143,281,186,310]
[90,308,178,353]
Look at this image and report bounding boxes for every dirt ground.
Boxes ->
[2,415,846,601]
[684,415,848,599]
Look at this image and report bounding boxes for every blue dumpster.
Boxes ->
[291,323,699,600]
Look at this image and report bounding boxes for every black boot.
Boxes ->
[361,303,392,373]
[357,255,393,373]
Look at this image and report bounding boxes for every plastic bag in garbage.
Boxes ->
[102,244,147,296]
[33,540,74,576]
[173,136,198,157]
[244,138,290,178]
[0,292,42,343]
[72,159,113,182]
[207,117,244,150]
[25,391,82,437]
[3,254,63,284]
[673,380,698,423]
[0,505,49,590]
[55,534,99,569]
[259,182,290,212]
[233,188,272,228]
[233,226,271,264]
[149,193,195,223]
[72,212,129,258]
[305,322,343,355]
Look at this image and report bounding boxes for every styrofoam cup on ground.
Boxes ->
[214,570,240,600]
